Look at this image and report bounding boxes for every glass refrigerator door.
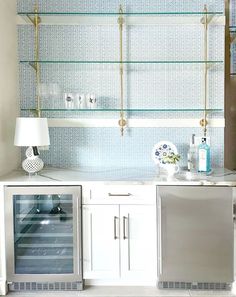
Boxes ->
[13,194,75,275]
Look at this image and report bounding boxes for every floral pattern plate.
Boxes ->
[152,141,178,166]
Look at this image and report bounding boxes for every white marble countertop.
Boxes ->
[1,167,236,186]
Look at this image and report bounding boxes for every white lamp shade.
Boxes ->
[14,117,50,147]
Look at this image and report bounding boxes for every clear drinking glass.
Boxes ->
[64,93,74,109]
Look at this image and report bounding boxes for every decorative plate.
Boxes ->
[152,141,178,166]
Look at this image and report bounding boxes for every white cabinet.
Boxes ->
[82,205,120,279]
[120,205,156,280]
[82,187,157,284]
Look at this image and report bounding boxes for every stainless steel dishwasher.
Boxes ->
[157,186,234,290]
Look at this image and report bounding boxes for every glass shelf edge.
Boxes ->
[18,12,224,16]
[21,109,223,112]
[18,14,225,26]
[20,60,224,64]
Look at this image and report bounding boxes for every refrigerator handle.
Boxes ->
[158,195,162,275]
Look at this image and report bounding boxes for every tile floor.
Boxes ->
[6,285,236,297]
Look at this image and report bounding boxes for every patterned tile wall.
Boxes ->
[230,0,236,26]
[18,0,225,168]
[18,25,224,111]
[17,0,224,13]
[230,0,236,74]
[39,127,224,168]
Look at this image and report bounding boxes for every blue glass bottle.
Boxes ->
[198,137,211,173]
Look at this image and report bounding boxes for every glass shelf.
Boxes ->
[17,11,225,26]
[20,60,223,65]
[18,11,224,16]
[21,108,223,112]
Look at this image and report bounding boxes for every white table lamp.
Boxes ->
[14,117,50,175]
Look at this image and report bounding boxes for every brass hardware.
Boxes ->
[26,14,41,26]
[34,3,41,118]
[200,119,208,136]
[206,63,215,71]
[200,118,208,127]
[200,13,214,25]
[118,5,126,136]
[26,2,42,118]
[118,118,127,136]
[29,62,37,71]
[201,5,209,137]
[29,109,39,117]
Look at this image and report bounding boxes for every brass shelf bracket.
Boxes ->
[29,62,37,71]
[206,63,215,71]
[200,12,215,25]
[27,2,42,118]
[200,5,209,136]
[118,5,126,136]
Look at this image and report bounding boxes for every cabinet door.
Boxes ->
[83,205,120,279]
[120,205,157,281]
[5,186,82,283]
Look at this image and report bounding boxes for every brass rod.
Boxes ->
[34,3,41,118]
[118,5,126,136]
[203,5,208,136]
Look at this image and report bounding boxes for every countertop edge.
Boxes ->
[1,167,236,186]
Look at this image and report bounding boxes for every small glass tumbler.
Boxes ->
[87,94,97,109]
[75,93,86,109]
[64,93,74,109]
[48,83,61,108]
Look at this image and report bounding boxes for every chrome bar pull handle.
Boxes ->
[114,216,119,240]
[108,193,132,197]
[123,216,129,240]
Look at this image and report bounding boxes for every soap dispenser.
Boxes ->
[198,137,211,173]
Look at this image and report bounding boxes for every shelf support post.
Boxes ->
[118,5,126,136]
[34,3,41,117]
[200,5,209,136]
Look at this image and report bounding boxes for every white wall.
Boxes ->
[0,0,20,177]
[0,0,18,294]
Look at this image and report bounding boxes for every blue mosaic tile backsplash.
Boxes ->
[18,0,226,168]
[38,127,224,169]
[17,0,224,13]
[230,0,236,74]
